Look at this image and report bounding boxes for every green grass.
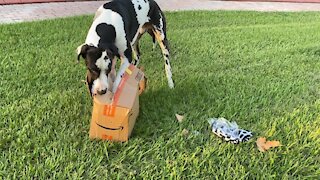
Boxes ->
[1,11,320,179]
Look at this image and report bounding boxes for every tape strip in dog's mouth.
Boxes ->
[96,122,124,131]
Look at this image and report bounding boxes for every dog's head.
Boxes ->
[77,44,117,96]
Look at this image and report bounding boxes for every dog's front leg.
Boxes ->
[107,57,117,91]
[112,56,131,93]
[110,57,117,82]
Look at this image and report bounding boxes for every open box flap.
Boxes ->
[93,65,144,109]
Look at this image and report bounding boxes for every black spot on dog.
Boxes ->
[165,54,169,58]
[161,40,167,46]
[124,48,133,63]
[144,0,146,2]
[148,0,166,33]
[165,60,169,65]
[96,23,116,46]
[103,0,139,42]
[138,5,142,10]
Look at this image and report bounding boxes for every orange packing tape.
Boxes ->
[103,104,116,116]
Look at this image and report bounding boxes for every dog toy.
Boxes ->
[208,118,253,144]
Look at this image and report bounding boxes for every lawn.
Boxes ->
[0,11,319,179]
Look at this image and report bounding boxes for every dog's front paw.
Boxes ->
[168,80,174,89]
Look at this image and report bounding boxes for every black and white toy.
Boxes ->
[208,118,253,144]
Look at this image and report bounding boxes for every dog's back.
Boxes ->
[79,0,174,95]
[88,0,159,50]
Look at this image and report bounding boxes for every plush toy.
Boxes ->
[208,118,253,144]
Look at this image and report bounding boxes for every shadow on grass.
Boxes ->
[133,77,216,140]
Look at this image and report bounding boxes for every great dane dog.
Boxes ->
[77,0,174,96]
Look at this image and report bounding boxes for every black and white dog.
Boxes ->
[77,0,174,96]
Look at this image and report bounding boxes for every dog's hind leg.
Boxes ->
[148,4,174,88]
[152,19,174,88]
[153,28,174,88]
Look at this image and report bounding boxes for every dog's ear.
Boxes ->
[107,45,120,60]
[76,43,90,62]
[99,43,119,60]
[86,70,93,97]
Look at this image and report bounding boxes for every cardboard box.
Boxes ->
[89,65,144,142]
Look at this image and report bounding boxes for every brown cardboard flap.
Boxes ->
[114,83,138,109]
[124,66,144,87]
[112,65,144,109]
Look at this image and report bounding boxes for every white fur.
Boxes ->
[132,0,150,25]
[92,51,111,94]
[131,0,150,45]
[93,5,104,20]
[95,51,110,70]
[76,43,85,55]
[85,9,127,55]
[112,58,130,93]
[158,12,165,40]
